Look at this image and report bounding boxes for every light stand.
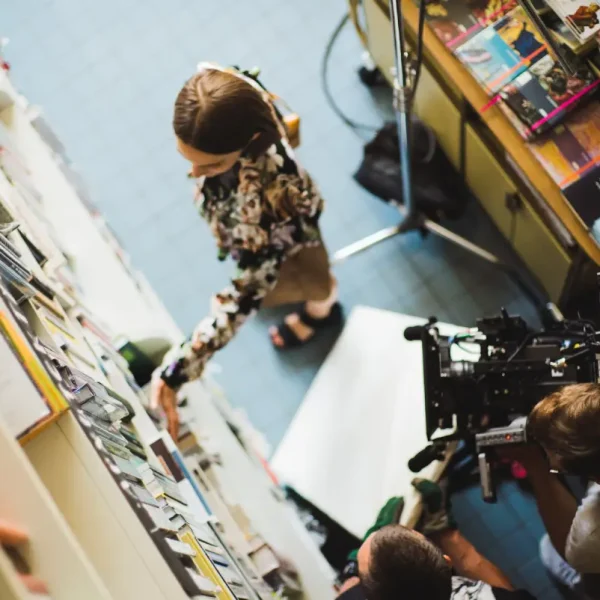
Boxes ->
[389,0,416,231]
[333,0,546,313]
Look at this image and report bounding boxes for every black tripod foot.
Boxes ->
[397,210,427,235]
[358,65,385,87]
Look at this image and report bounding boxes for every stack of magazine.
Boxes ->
[421,0,600,232]
[421,0,600,138]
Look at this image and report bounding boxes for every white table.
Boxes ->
[271,306,472,540]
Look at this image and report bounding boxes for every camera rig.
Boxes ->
[405,305,600,502]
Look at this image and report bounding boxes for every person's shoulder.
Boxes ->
[566,483,600,572]
[571,483,600,538]
[451,577,535,599]
[583,482,600,503]
[574,483,600,528]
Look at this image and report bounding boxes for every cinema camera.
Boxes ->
[405,305,600,502]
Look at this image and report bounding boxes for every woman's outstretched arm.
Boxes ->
[153,252,282,438]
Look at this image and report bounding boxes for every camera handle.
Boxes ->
[477,451,496,503]
[475,419,528,503]
[408,443,447,473]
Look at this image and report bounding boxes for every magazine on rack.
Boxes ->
[419,0,516,47]
[546,0,600,42]
[455,23,527,92]
[527,100,600,187]
[454,6,552,93]
[499,53,598,136]
[563,163,600,227]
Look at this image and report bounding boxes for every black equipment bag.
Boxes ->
[354,119,469,221]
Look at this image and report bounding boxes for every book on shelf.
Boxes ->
[191,524,220,548]
[67,391,219,598]
[18,228,48,267]
[0,225,22,256]
[0,238,32,283]
[205,549,229,568]
[143,504,180,533]
[165,537,197,558]
[185,567,220,597]
[138,463,189,505]
[75,383,129,424]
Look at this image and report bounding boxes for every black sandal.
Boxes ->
[271,303,343,349]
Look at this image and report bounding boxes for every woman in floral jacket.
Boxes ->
[152,65,340,438]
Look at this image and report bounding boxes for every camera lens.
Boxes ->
[449,361,474,378]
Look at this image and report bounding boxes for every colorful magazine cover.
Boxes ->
[496,6,548,66]
[500,71,560,129]
[497,100,536,139]
[421,0,515,47]
[469,0,517,21]
[563,163,600,226]
[527,123,593,186]
[567,100,600,159]
[537,63,596,105]
[564,1,600,41]
[455,23,527,93]
[499,59,598,135]
[422,0,481,46]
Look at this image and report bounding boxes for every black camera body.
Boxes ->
[407,306,599,501]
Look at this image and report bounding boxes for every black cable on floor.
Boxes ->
[321,13,381,134]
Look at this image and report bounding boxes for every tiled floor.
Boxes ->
[453,480,566,600]
[1,0,564,597]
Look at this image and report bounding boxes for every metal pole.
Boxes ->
[389,0,415,221]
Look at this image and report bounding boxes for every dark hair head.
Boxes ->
[528,383,600,478]
[173,69,282,157]
[360,525,452,600]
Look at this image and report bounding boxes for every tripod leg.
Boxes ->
[332,203,500,266]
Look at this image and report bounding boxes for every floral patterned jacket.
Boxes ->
[159,139,324,389]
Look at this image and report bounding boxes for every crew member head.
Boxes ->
[173,67,282,179]
[528,383,600,481]
[357,524,452,600]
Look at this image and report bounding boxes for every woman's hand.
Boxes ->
[151,377,179,441]
[0,520,50,594]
